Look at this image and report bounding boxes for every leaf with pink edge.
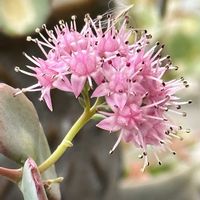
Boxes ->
[19,158,48,200]
[0,83,61,199]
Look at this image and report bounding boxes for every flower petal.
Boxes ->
[96,116,120,132]
[42,88,53,111]
[71,74,86,98]
[53,77,72,92]
[91,83,109,97]
[113,93,127,110]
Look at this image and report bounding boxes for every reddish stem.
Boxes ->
[0,167,22,183]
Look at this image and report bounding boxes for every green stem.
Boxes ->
[38,98,100,173]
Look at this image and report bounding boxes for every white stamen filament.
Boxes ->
[164,108,187,117]
[35,39,48,58]
[15,67,36,77]
[109,132,123,154]
[144,115,167,121]
[23,53,40,67]
[25,65,35,70]
[170,100,192,106]
[142,96,169,109]
[152,149,162,165]
[169,133,183,140]
[141,153,149,172]
[14,83,41,96]
[71,15,77,31]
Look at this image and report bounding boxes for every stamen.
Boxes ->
[109,132,123,154]
[26,36,32,41]
[35,27,40,33]
[141,152,149,172]
[163,108,187,117]
[59,20,65,29]
[35,39,48,58]
[15,66,36,77]
[131,67,143,79]
[169,133,183,140]
[165,145,176,155]
[152,150,162,165]
[26,65,35,70]
[185,129,191,133]
[142,96,169,109]
[145,115,168,121]
[150,45,165,61]
[36,30,55,48]
[23,52,40,66]
[87,76,93,88]
[14,83,41,96]
[71,15,77,31]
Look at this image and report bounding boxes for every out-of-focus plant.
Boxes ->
[0,0,50,36]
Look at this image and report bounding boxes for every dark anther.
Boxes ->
[182,112,187,117]
[108,60,112,65]
[175,66,179,70]
[146,34,152,39]
[109,150,113,154]
[156,42,160,46]
[176,105,181,109]
[183,80,188,84]
[126,62,131,67]
[162,82,166,86]
[107,14,111,18]
[165,131,170,135]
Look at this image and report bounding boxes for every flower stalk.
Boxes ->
[39,97,100,173]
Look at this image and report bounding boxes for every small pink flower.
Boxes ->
[15,16,103,108]
[92,57,146,110]
[69,51,102,97]
[15,54,71,111]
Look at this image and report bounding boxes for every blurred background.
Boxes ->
[0,0,200,199]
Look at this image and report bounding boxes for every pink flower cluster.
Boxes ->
[16,13,191,169]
